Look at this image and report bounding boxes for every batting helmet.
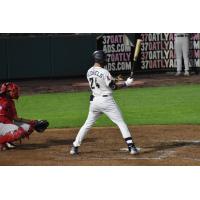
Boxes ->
[0,82,20,99]
[93,50,107,64]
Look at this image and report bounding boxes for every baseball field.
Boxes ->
[1,74,200,165]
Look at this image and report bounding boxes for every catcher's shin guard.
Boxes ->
[19,123,34,140]
[0,127,26,144]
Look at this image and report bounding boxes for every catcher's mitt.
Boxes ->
[34,120,49,132]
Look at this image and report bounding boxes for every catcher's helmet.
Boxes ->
[93,50,107,64]
[0,82,20,99]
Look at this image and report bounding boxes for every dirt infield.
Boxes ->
[1,73,200,166]
[1,125,200,166]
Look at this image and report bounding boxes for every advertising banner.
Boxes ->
[97,34,136,75]
[140,33,200,71]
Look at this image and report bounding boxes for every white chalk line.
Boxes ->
[172,140,200,143]
[58,140,200,162]
[84,140,200,161]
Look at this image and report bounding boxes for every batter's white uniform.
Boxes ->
[174,33,189,74]
[73,66,133,147]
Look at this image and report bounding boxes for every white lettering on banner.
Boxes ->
[107,53,131,62]
[195,59,200,66]
[105,62,131,71]
[106,63,116,71]
[98,34,133,73]
[164,50,175,59]
[141,33,175,42]
[117,62,131,70]
[189,34,200,67]
[169,59,174,67]
[102,35,124,45]
[102,35,109,44]
[164,33,169,40]
[111,35,124,44]
[164,41,169,49]
[190,58,200,65]
[169,34,174,41]
[164,51,169,59]
[141,33,200,70]
[103,44,115,53]
[192,34,200,40]
[193,41,200,49]
[141,33,177,70]
[141,59,175,69]
[190,50,200,58]
[103,44,132,54]
[169,41,174,49]
[148,51,164,60]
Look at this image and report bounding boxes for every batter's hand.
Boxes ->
[125,77,134,86]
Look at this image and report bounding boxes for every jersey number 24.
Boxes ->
[89,78,100,89]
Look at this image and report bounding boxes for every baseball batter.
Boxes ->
[0,82,49,151]
[174,33,190,76]
[70,50,139,155]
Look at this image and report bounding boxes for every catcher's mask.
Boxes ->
[0,82,20,99]
[93,50,107,65]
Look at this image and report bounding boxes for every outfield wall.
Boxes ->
[0,34,96,80]
[0,34,199,80]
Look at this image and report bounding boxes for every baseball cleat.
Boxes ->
[6,142,17,149]
[128,146,140,155]
[184,71,190,76]
[175,72,181,76]
[0,142,17,151]
[70,146,79,155]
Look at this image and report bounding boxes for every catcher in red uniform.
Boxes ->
[0,82,49,151]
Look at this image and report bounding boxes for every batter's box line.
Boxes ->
[172,140,200,144]
[181,157,200,162]
[120,147,176,160]
[85,157,163,161]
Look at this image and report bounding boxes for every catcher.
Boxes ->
[0,82,49,151]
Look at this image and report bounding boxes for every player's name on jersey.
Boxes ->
[141,41,174,51]
[141,59,175,69]
[141,50,175,60]
[87,70,103,78]
[141,33,174,42]
[103,44,131,53]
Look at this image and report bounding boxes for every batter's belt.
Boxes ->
[90,94,109,101]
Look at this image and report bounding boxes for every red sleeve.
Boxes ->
[0,99,8,116]
[0,98,18,123]
[9,99,18,119]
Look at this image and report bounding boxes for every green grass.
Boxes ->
[16,84,200,128]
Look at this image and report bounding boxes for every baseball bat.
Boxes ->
[130,39,142,78]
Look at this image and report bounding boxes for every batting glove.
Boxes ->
[125,77,134,86]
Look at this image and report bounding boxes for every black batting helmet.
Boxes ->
[92,50,107,64]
